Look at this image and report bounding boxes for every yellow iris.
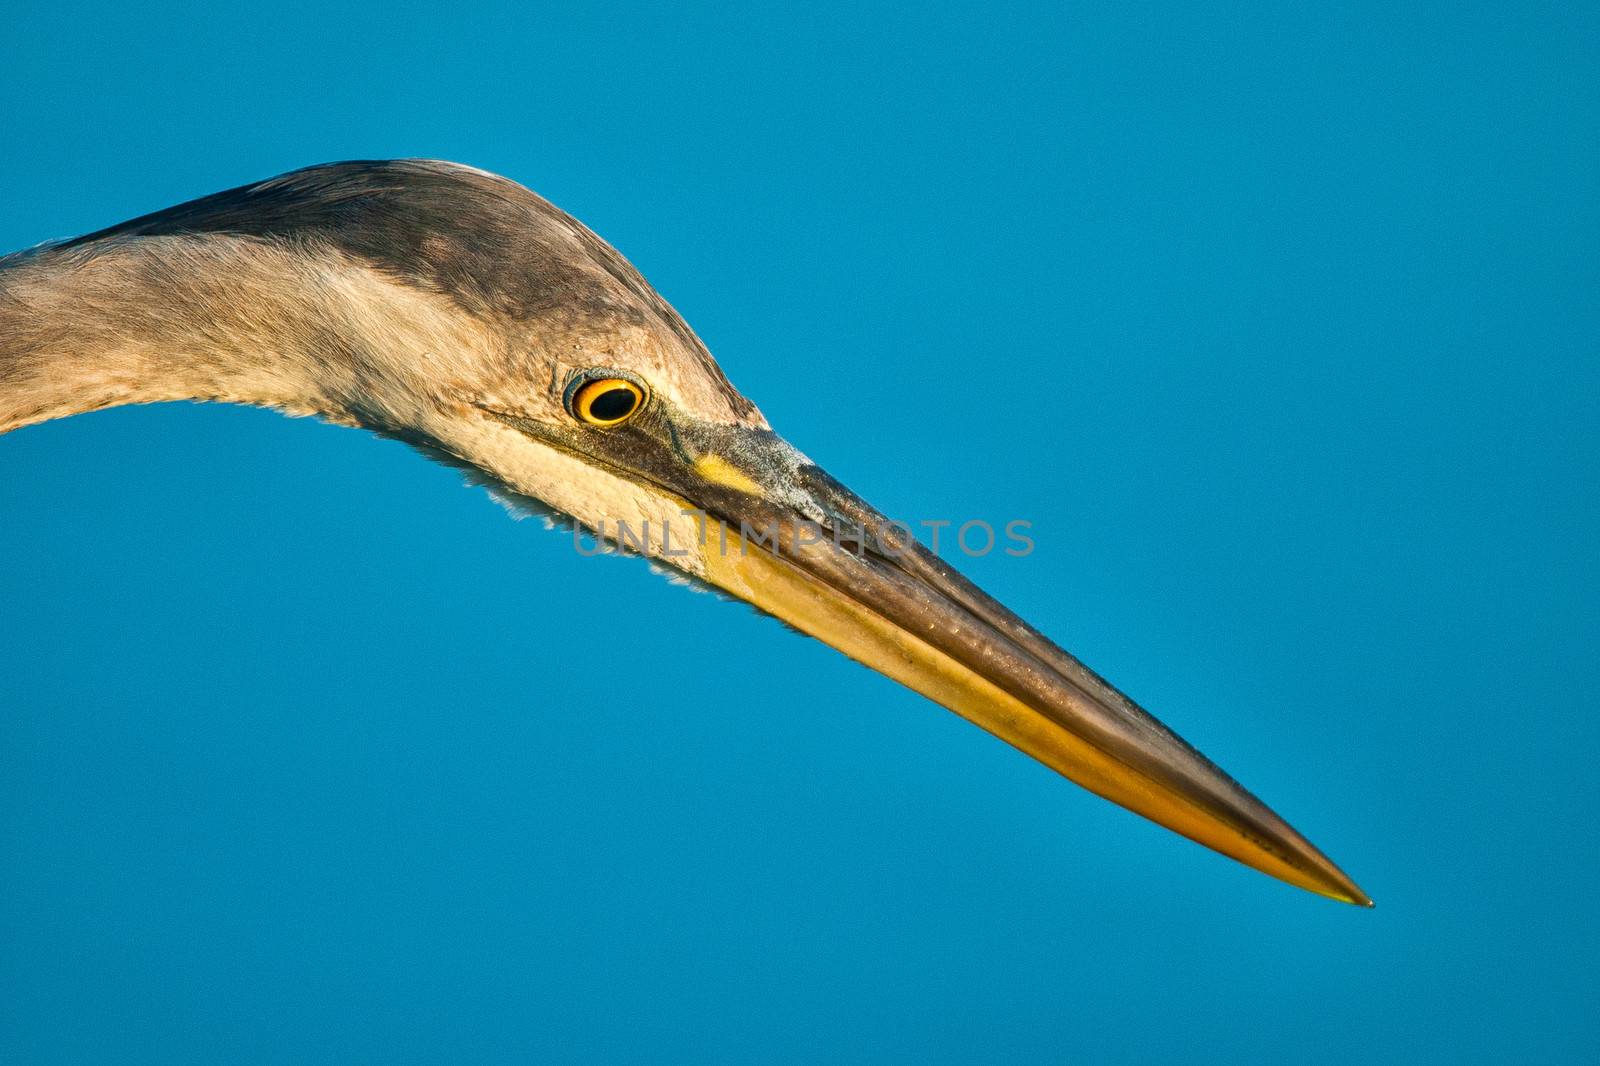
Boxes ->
[571,377,644,426]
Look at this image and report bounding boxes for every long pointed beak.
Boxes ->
[680,435,1371,906]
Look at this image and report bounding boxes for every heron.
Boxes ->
[0,159,1369,905]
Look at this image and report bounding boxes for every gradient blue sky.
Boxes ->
[2,3,1597,1062]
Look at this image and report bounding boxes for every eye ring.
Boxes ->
[568,375,646,427]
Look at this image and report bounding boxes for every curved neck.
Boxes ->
[2,237,307,433]
[0,235,478,436]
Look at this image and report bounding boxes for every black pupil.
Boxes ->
[589,387,637,421]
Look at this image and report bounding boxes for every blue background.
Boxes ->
[2,3,1596,1062]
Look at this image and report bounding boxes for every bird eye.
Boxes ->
[570,376,645,427]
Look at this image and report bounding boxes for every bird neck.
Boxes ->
[0,235,329,434]
[0,234,478,437]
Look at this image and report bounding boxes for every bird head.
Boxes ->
[27,159,1368,904]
